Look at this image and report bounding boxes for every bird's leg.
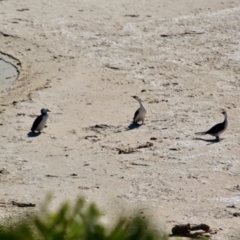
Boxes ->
[216,136,220,141]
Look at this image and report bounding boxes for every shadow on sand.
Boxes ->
[126,122,142,131]
[169,232,210,239]
[27,132,41,137]
[193,137,221,145]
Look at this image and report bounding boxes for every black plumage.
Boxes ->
[195,110,228,140]
[133,108,140,123]
[131,96,147,125]
[31,108,50,133]
[31,115,43,132]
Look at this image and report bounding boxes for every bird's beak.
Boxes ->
[132,96,136,99]
[47,109,51,112]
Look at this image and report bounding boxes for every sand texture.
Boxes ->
[0,0,240,239]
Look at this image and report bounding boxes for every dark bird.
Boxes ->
[31,108,50,133]
[132,96,147,125]
[195,110,228,141]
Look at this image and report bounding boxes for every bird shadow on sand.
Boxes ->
[169,232,210,239]
[27,132,41,137]
[193,137,221,145]
[126,122,142,131]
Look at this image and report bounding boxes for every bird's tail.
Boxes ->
[195,131,207,135]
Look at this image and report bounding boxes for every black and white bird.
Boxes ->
[31,108,50,133]
[195,110,228,141]
[132,96,147,125]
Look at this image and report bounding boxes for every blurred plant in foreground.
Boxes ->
[0,197,168,240]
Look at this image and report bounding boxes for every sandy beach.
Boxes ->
[0,0,240,239]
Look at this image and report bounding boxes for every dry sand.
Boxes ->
[0,0,240,239]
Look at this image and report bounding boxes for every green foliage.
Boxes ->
[0,197,168,240]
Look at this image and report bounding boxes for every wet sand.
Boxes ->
[0,54,19,96]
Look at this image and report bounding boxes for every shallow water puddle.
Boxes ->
[0,58,18,95]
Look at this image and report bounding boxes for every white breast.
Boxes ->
[36,114,48,131]
[135,108,147,122]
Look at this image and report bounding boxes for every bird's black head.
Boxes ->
[41,108,50,114]
[132,96,140,101]
[221,110,227,115]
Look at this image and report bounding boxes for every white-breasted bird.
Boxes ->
[195,110,228,141]
[132,96,147,125]
[31,108,50,133]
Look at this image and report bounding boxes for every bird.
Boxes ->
[132,96,147,125]
[195,110,228,141]
[31,108,50,133]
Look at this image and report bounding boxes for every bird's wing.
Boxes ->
[206,122,224,135]
[31,116,42,131]
[133,108,140,122]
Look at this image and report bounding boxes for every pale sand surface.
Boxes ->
[0,0,240,239]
